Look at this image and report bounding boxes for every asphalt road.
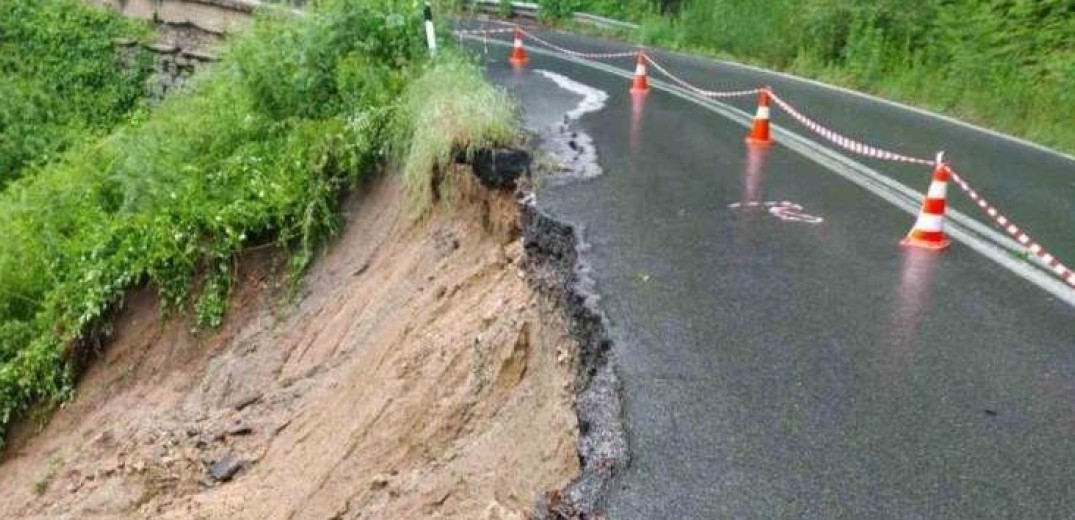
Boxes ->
[468,27,1075,519]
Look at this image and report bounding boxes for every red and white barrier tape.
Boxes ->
[520,29,636,59]
[643,56,761,99]
[767,92,933,166]
[453,27,516,36]
[946,168,1075,287]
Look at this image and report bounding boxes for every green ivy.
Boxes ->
[0,0,153,187]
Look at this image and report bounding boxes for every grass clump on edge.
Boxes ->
[0,0,519,445]
[394,51,519,211]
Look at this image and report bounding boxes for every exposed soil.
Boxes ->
[0,174,581,519]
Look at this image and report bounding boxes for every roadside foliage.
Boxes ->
[566,0,1075,154]
[0,0,516,444]
[0,0,152,187]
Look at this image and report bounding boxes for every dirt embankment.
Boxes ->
[0,174,581,519]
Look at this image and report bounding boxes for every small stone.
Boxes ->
[232,393,261,411]
[226,423,253,436]
[370,475,389,491]
[208,454,244,483]
[434,287,447,299]
[504,242,523,264]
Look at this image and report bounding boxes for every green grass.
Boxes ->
[564,0,1075,157]
[0,0,517,446]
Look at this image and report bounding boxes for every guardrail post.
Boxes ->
[423,2,437,56]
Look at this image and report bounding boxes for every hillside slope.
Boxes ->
[0,175,580,518]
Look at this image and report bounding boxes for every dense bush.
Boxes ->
[573,0,1075,154]
[0,0,152,187]
[539,0,579,22]
[0,0,516,445]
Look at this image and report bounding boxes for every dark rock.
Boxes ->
[470,148,532,190]
[226,423,253,436]
[208,454,244,482]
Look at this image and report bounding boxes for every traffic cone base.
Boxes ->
[900,232,951,251]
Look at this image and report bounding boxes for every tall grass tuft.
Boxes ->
[394,51,518,211]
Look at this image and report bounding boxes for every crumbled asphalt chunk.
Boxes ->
[470,148,532,190]
[521,199,629,519]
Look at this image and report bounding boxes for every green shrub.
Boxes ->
[540,0,579,21]
[0,0,153,187]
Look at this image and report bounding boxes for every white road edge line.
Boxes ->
[459,34,1075,308]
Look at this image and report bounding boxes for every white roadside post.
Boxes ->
[423,3,437,56]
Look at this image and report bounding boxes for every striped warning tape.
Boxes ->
[767,92,934,166]
[946,168,1075,287]
[520,29,636,59]
[644,55,762,99]
[452,27,516,36]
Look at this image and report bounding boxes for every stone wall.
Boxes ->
[87,0,257,34]
[116,38,219,102]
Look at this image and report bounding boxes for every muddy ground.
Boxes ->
[0,175,581,519]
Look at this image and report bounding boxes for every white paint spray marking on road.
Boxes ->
[729,201,825,224]
[535,69,609,180]
[536,69,609,120]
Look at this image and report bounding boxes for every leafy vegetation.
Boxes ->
[565,0,1075,155]
[0,0,517,445]
[0,0,153,187]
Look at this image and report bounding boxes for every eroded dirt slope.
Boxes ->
[0,175,580,519]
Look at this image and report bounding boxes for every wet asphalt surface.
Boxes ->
[467,28,1075,519]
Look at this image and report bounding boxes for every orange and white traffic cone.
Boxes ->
[509,27,528,66]
[901,153,952,251]
[630,51,649,93]
[745,89,773,146]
